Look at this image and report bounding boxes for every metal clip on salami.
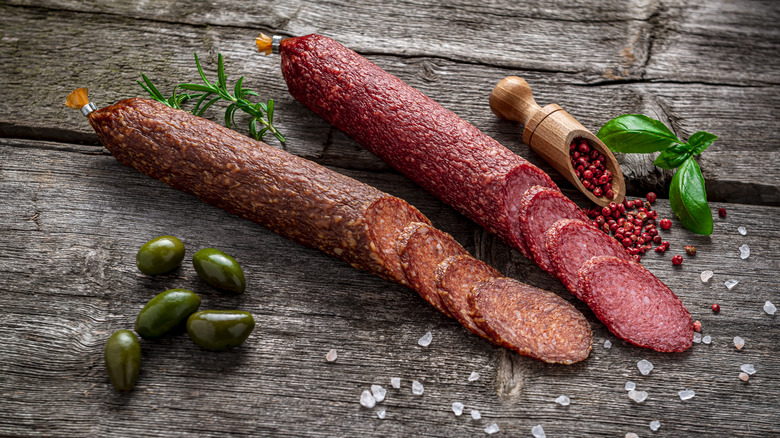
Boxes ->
[65,88,97,117]
[489,76,625,207]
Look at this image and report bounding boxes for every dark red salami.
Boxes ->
[519,186,591,273]
[397,223,470,316]
[469,277,592,364]
[545,218,632,298]
[434,255,501,339]
[279,34,558,258]
[578,256,693,352]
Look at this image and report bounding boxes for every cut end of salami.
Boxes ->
[504,165,559,258]
[469,277,592,364]
[578,256,693,352]
[434,255,502,339]
[545,218,632,298]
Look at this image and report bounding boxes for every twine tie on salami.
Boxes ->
[65,88,97,117]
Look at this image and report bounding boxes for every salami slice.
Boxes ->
[434,255,502,338]
[545,218,632,298]
[469,277,592,364]
[278,34,558,259]
[519,186,591,273]
[397,223,470,316]
[578,256,693,352]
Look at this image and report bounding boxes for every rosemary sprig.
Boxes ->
[138,53,285,144]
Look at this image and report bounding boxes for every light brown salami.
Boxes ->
[545,218,632,298]
[434,255,502,339]
[469,277,592,364]
[578,256,693,352]
[519,186,591,273]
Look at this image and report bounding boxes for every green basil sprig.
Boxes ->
[596,115,717,235]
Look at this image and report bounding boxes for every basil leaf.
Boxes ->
[687,131,719,155]
[654,143,692,169]
[669,157,713,235]
[597,114,683,154]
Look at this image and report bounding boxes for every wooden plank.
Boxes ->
[1,137,778,436]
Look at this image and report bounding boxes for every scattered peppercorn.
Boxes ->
[672,254,683,266]
[718,207,727,218]
[712,303,720,313]
[660,218,672,230]
[685,245,697,256]
[692,320,702,332]
[646,192,657,203]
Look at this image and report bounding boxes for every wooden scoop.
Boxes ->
[490,76,625,207]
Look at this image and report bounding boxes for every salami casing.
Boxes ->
[434,255,501,338]
[469,277,592,364]
[279,34,558,258]
[578,256,693,352]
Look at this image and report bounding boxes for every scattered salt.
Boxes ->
[418,331,432,347]
[738,226,747,235]
[626,434,640,438]
[468,371,480,382]
[604,340,612,349]
[326,349,338,362]
[555,395,571,406]
[412,380,424,395]
[739,244,750,259]
[637,359,654,375]
[738,372,750,382]
[377,409,386,419]
[390,377,401,389]
[531,424,546,438]
[725,279,739,290]
[764,301,777,315]
[471,409,481,420]
[625,381,636,391]
[740,364,756,375]
[702,335,712,344]
[650,420,661,431]
[693,332,702,343]
[628,389,648,403]
[485,423,500,435]
[451,402,464,416]
[733,336,745,350]
[678,389,695,400]
[360,390,377,408]
[371,385,386,403]
[700,270,714,283]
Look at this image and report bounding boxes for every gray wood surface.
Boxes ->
[1,0,778,436]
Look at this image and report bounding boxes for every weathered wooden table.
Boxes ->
[1,1,778,436]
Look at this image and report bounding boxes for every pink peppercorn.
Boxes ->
[718,208,727,218]
[660,218,672,230]
[646,192,657,203]
[672,255,683,266]
[712,303,720,313]
[693,320,702,332]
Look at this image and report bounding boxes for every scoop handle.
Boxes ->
[489,76,541,127]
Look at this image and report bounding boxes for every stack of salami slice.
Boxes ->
[277,34,693,353]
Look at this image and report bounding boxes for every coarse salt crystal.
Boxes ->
[637,359,654,375]
[360,390,376,408]
[738,372,750,382]
[700,270,714,283]
[371,385,386,403]
[451,402,464,416]
[626,434,640,438]
[418,331,432,347]
[326,349,338,362]
[468,371,480,381]
[377,409,386,419]
[628,389,648,403]
[625,381,636,391]
[725,279,739,290]
[764,301,777,315]
[733,336,745,350]
[678,389,695,400]
[739,244,750,259]
[471,409,481,420]
[485,423,500,434]
[390,377,401,389]
[740,364,756,375]
[555,395,570,406]
[702,335,712,344]
[650,420,661,431]
[604,340,612,349]
[412,380,424,395]
[738,226,747,235]
[531,424,546,438]
[693,332,702,343]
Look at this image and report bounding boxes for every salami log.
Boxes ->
[434,255,502,339]
[519,186,591,274]
[277,34,558,258]
[544,218,632,298]
[469,277,592,364]
[578,256,693,352]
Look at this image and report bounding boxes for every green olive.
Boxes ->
[192,248,246,293]
[186,310,255,351]
[136,235,186,275]
[135,289,201,339]
[104,330,141,392]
